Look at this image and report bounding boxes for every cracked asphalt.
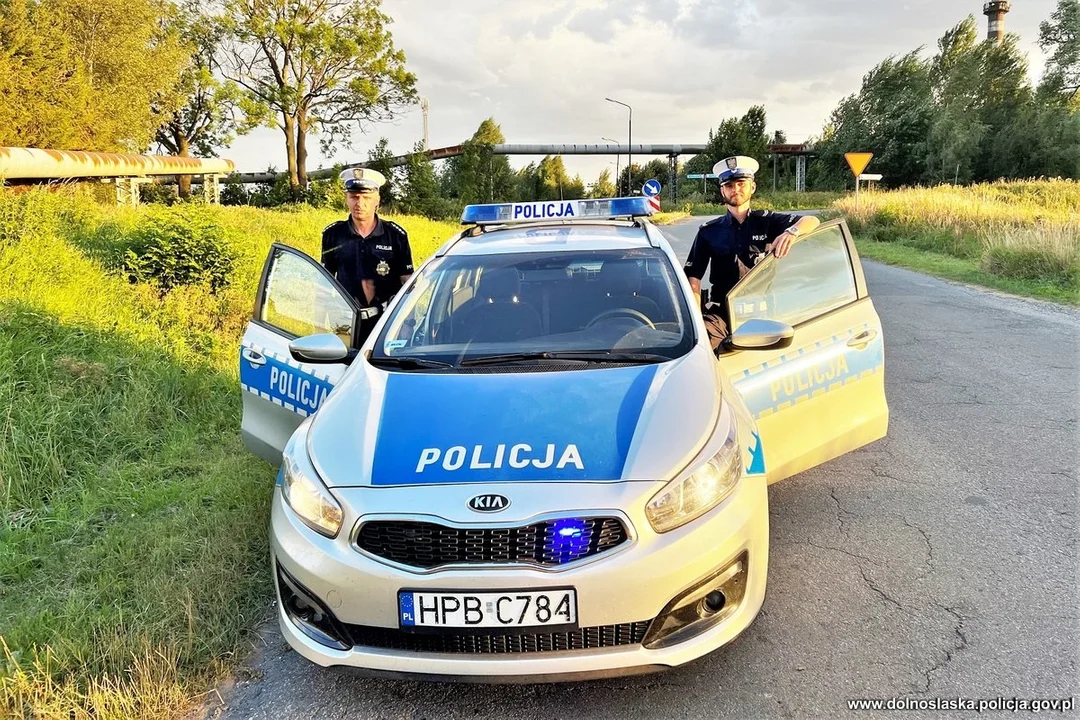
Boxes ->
[203,218,1079,720]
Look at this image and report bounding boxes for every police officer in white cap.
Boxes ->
[321,167,414,342]
[683,155,820,351]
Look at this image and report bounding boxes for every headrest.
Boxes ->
[478,267,521,300]
[599,260,642,295]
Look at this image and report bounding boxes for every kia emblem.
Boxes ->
[468,494,510,513]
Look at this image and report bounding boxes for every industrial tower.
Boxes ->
[983,1,1011,44]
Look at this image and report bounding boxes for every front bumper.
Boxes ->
[270,475,769,681]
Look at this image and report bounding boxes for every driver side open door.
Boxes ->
[719,220,888,483]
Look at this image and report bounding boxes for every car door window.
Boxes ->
[259,247,356,346]
[727,224,858,332]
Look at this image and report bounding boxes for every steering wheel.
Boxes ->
[585,308,656,330]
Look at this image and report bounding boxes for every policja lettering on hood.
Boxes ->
[416,444,585,473]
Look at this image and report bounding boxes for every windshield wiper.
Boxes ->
[368,355,454,370]
[459,351,668,367]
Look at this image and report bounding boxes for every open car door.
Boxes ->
[239,243,359,466]
[720,219,888,484]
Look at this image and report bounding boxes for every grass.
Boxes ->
[0,190,458,718]
[676,190,844,214]
[839,180,1080,302]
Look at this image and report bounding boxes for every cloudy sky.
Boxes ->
[224,0,1059,183]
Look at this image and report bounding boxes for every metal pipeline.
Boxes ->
[0,146,235,180]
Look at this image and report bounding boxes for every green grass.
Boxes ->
[675,191,844,214]
[854,238,1079,305]
[0,191,459,718]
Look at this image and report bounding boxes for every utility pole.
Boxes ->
[420,97,430,150]
[603,137,620,195]
[606,98,632,193]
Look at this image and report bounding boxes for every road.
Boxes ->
[204,217,1079,720]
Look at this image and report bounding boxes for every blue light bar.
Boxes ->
[461,197,655,225]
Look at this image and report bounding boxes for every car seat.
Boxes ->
[592,260,662,323]
[451,267,543,343]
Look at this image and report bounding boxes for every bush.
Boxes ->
[120,207,237,293]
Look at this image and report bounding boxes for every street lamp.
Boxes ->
[605,97,632,193]
[602,136,620,195]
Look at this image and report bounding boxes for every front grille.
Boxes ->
[355,517,629,569]
[342,621,652,654]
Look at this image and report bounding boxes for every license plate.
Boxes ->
[398,588,577,629]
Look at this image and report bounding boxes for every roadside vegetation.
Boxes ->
[0,188,455,718]
[839,180,1080,304]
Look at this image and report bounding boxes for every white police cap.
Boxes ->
[712,156,760,184]
[339,167,386,193]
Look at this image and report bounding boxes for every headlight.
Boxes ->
[281,428,343,538]
[645,418,741,533]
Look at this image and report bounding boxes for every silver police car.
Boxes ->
[238,196,888,681]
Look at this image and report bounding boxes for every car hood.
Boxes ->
[307,348,721,488]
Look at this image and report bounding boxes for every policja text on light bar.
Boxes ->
[461,197,655,225]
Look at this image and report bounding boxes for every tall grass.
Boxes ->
[0,190,459,718]
[836,180,1080,295]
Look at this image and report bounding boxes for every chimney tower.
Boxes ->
[983,1,1011,44]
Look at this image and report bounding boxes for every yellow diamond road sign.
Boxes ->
[845,153,873,177]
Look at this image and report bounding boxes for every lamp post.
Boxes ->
[602,136,620,195]
[605,97,632,193]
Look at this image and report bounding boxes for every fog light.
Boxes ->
[642,552,748,649]
[276,563,350,651]
[703,591,726,614]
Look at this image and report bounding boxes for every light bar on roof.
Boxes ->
[461,197,655,225]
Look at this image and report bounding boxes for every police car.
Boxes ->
[238,196,888,681]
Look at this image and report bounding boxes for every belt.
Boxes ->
[359,305,381,320]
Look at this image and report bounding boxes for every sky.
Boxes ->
[223,0,1059,183]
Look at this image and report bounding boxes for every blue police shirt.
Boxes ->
[321,215,414,306]
[683,210,801,299]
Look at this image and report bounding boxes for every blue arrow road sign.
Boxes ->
[642,179,662,197]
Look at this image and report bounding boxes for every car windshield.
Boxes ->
[372,247,695,366]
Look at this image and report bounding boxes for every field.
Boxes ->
[0,192,458,718]
[839,180,1080,304]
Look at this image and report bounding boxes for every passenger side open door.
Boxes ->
[239,243,360,465]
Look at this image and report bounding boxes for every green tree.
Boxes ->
[588,168,616,198]
[221,0,417,188]
[683,105,771,187]
[1038,0,1079,104]
[399,141,446,217]
[155,1,259,197]
[364,137,399,208]
[0,0,188,151]
[443,117,516,203]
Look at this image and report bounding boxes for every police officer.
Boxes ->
[683,155,820,350]
[321,168,414,344]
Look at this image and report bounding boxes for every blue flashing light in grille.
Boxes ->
[546,518,593,564]
[461,197,654,225]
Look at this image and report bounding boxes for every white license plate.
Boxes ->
[399,589,577,629]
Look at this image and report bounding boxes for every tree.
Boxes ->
[443,118,516,203]
[364,137,399,208]
[683,105,772,187]
[221,0,417,188]
[155,2,258,197]
[0,0,188,151]
[1038,0,1079,104]
[399,141,445,217]
[588,168,616,198]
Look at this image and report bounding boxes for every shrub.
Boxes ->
[120,207,237,293]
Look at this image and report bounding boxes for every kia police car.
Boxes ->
[238,196,888,681]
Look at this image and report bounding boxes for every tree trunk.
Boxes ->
[296,108,309,188]
[176,133,192,199]
[282,113,299,189]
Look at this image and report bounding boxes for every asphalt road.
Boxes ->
[204,217,1079,720]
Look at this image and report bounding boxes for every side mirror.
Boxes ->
[289,333,350,363]
[729,318,794,351]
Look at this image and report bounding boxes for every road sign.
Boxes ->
[685,173,720,179]
[642,179,662,197]
[859,173,883,181]
[647,195,661,213]
[844,153,873,177]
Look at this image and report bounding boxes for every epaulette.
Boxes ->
[383,220,407,235]
[322,220,345,233]
[700,216,725,227]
